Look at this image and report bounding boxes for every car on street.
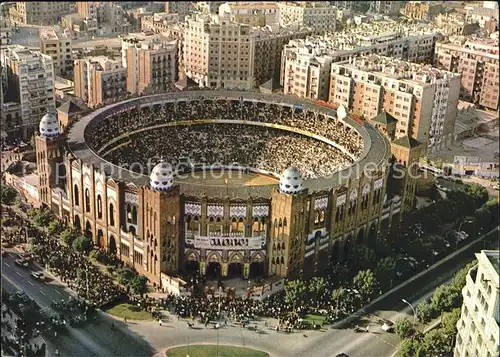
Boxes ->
[158,318,169,326]
[15,258,29,268]
[335,354,349,357]
[30,271,46,281]
[381,321,394,332]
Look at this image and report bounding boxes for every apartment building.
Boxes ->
[1,45,55,139]
[183,13,255,89]
[454,250,499,357]
[281,21,438,101]
[141,12,180,34]
[74,56,127,108]
[122,33,178,95]
[253,25,314,86]
[328,55,460,153]
[195,2,226,14]
[39,28,73,78]
[369,1,403,15]
[434,36,500,111]
[76,2,130,34]
[219,2,280,27]
[433,13,480,37]
[164,1,195,21]
[10,2,74,25]
[278,2,337,33]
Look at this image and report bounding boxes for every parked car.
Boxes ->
[158,318,169,326]
[381,321,394,332]
[30,271,46,281]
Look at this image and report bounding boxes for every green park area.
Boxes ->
[166,345,269,357]
[302,313,327,326]
[105,303,153,321]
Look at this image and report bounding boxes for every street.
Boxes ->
[1,250,154,357]
[3,227,497,357]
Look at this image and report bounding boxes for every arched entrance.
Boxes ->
[74,215,81,231]
[206,253,222,280]
[343,235,352,259]
[97,229,105,248]
[85,221,93,241]
[109,235,117,254]
[331,241,339,262]
[368,224,377,248]
[357,228,365,245]
[185,260,200,274]
[249,261,265,278]
[228,252,244,278]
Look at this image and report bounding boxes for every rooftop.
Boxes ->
[484,250,500,276]
[39,27,69,41]
[392,136,422,149]
[334,54,458,83]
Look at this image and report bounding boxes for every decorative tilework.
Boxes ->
[336,194,346,207]
[207,204,224,218]
[374,178,383,190]
[252,205,269,217]
[349,188,358,201]
[230,205,247,218]
[185,202,202,216]
[124,191,138,205]
[314,196,329,210]
[363,183,370,196]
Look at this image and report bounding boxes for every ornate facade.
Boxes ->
[35,91,417,287]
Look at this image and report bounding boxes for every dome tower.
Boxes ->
[150,159,174,191]
[39,112,60,138]
[279,166,304,195]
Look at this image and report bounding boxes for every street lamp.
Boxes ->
[456,219,474,249]
[402,298,416,328]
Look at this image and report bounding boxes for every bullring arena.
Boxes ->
[37,90,402,288]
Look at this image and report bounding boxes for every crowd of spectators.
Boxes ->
[86,99,364,179]
[2,207,125,307]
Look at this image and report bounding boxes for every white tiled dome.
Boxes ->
[279,166,304,194]
[39,112,60,138]
[150,159,174,191]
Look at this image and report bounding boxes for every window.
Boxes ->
[74,185,79,206]
[109,203,115,226]
[97,195,102,219]
[85,188,91,212]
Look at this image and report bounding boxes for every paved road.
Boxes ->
[2,230,497,357]
[1,250,154,357]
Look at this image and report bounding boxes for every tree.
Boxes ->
[416,301,437,324]
[398,338,416,357]
[309,277,326,306]
[421,329,450,355]
[395,317,414,339]
[347,246,377,271]
[425,234,447,253]
[328,263,350,284]
[284,279,308,309]
[117,268,136,285]
[353,269,379,302]
[375,257,396,288]
[484,200,499,226]
[47,220,63,236]
[451,260,477,292]
[129,275,148,294]
[430,285,461,312]
[60,229,78,246]
[72,235,93,253]
[32,209,53,228]
[463,183,489,209]
[1,185,17,205]
[441,308,461,336]
[474,206,492,232]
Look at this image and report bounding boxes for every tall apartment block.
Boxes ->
[278,2,337,33]
[219,2,280,27]
[10,2,74,25]
[183,13,313,89]
[328,55,460,154]
[122,33,178,95]
[74,56,127,108]
[1,45,55,139]
[369,1,403,15]
[183,14,255,90]
[434,36,499,111]
[76,1,130,34]
[164,1,195,21]
[39,28,73,78]
[454,250,499,357]
[281,21,438,101]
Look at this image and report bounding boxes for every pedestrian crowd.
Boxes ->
[87,98,363,179]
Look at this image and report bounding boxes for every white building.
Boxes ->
[278,1,337,33]
[454,250,499,357]
[1,45,55,138]
[39,27,73,78]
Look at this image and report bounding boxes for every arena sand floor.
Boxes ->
[177,171,279,188]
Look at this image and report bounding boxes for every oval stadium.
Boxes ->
[34,90,405,287]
